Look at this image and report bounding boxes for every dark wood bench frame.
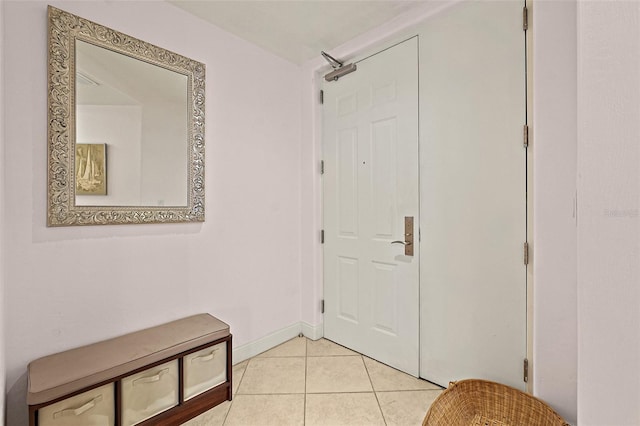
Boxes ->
[29,335,232,426]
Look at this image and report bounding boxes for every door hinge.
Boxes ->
[321,299,325,314]
[523,124,529,148]
[524,358,529,383]
[320,89,324,104]
[523,241,529,265]
[321,229,325,244]
[320,160,325,175]
[523,6,529,31]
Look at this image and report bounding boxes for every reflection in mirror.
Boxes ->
[75,41,188,207]
[47,6,205,226]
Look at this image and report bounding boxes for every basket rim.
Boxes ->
[422,378,570,426]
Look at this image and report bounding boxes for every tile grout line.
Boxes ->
[220,398,233,425]
[222,360,251,425]
[220,338,444,425]
[231,392,306,395]
[303,337,308,426]
[362,355,388,426]
[257,355,361,358]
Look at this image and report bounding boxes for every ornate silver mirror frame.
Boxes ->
[47,6,205,226]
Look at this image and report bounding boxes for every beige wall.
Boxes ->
[577,2,640,424]
[4,2,640,425]
[2,2,302,425]
[532,1,578,423]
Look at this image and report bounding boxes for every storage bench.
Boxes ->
[28,314,232,426]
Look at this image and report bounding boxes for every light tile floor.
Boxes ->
[184,337,443,426]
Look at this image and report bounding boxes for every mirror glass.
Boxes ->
[75,41,188,207]
[47,6,205,226]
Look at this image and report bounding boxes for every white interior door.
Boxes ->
[419,1,527,389]
[323,38,419,376]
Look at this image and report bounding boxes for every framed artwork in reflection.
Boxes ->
[75,143,107,195]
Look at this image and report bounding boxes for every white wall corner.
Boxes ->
[232,322,303,364]
[299,60,325,329]
[232,321,324,365]
[301,321,323,341]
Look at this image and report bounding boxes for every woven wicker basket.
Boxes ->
[422,379,570,426]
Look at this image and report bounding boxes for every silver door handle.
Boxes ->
[391,240,412,246]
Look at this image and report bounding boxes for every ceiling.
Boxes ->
[76,40,187,106]
[167,1,436,65]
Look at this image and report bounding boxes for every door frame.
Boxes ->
[525,0,533,395]
[306,1,533,390]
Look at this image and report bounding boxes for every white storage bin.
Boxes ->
[121,360,178,426]
[183,342,227,400]
[38,383,114,426]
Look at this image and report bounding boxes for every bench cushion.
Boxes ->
[28,314,230,405]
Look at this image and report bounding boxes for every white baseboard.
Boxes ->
[232,322,302,364]
[232,321,324,364]
[301,321,323,341]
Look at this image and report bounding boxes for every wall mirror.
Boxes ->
[47,6,205,226]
